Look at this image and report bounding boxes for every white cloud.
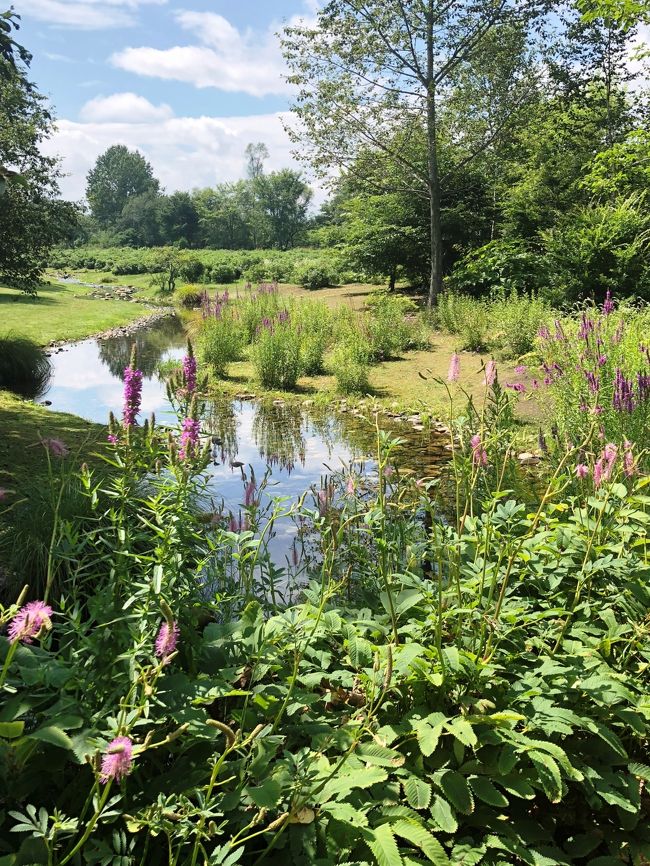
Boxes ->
[80,92,173,122]
[17,0,166,30]
[42,111,303,200]
[111,10,292,97]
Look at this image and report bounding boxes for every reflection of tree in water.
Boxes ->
[203,399,238,465]
[97,317,186,379]
[252,401,306,473]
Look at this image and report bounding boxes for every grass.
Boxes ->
[0,281,155,345]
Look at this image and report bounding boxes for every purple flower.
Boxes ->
[612,321,624,344]
[575,464,589,479]
[155,620,179,662]
[484,359,497,386]
[244,478,257,507]
[637,373,650,403]
[613,369,635,412]
[107,434,118,445]
[578,314,594,341]
[554,320,566,341]
[505,382,526,393]
[470,433,488,467]
[537,326,551,340]
[179,417,201,460]
[585,371,600,393]
[228,514,241,533]
[100,737,133,784]
[514,365,527,375]
[8,601,53,644]
[277,310,290,325]
[318,488,328,516]
[182,349,197,396]
[346,475,356,495]
[602,290,615,315]
[123,365,143,428]
[447,353,460,383]
[41,437,69,457]
[594,443,618,487]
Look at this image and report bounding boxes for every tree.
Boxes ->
[282,0,549,305]
[160,192,200,247]
[245,142,269,180]
[0,9,77,292]
[86,145,159,226]
[118,190,161,246]
[255,169,312,250]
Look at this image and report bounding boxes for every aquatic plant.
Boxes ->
[0,333,51,399]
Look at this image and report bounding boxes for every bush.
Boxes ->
[293,299,333,375]
[251,316,302,389]
[0,334,51,399]
[206,261,239,284]
[328,332,371,394]
[172,284,205,309]
[197,310,243,376]
[489,290,550,358]
[293,259,339,290]
[239,283,282,343]
[436,292,491,352]
[365,291,422,359]
[178,256,204,283]
[447,238,549,297]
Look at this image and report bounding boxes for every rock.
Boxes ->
[412,424,425,432]
[41,400,52,406]
[518,452,540,465]
[273,399,285,406]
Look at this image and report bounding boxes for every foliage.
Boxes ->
[365,291,424,360]
[536,296,650,456]
[447,240,549,297]
[250,314,302,389]
[292,300,333,376]
[0,12,77,293]
[1,356,650,864]
[172,284,204,309]
[196,309,244,377]
[292,258,338,290]
[328,329,371,394]
[86,145,159,227]
[0,334,50,398]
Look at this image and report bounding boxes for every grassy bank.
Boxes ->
[0,282,154,345]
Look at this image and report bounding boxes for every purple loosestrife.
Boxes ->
[244,478,257,507]
[155,620,179,662]
[578,314,594,341]
[178,417,201,460]
[602,290,615,315]
[594,443,618,487]
[100,737,133,784]
[447,353,460,383]
[8,601,53,644]
[554,319,566,341]
[41,437,69,457]
[484,359,497,387]
[575,463,589,479]
[623,440,636,477]
[470,433,488,467]
[613,369,636,412]
[182,345,197,396]
[537,325,551,340]
[505,382,526,393]
[585,371,600,394]
[123,365,143,428]
[637,373,650,403]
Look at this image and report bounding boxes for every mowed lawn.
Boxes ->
[0,282,149,345]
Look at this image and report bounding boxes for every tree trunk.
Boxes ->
[388,267,396,291]
[426,83,443,309]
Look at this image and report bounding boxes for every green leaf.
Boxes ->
[0,721,25,739]
[245,778,282,808]
[529,751,562,803]
[323,802,368,827]
[391,819,451,865]
[430,796,458,834]
[348,636,373,668]
[357,743,405,767]
[28,726,74,751]
[403,777,432,811]
[444,719,477,748]
[414,719,444,757]
[469,777,508,808]
[364,823,403,866]
[321,766,388,801]
[440,772,474,815]
[629,762,650,781]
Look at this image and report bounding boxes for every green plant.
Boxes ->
[292,258,339,290]
[435,292,490,352]
[197,310,244,376]
[489,290,550,358]
[0,334,51,399]
[293,299,333,375]
[250,315,302,389]
[329,334,371,394]
[365,291,422,359]
[172,283,204,309]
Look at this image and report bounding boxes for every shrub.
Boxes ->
[172,284,205,309]
[178,256,204,283]
[365,291,421,359]
[0,334,51,399]
[251,315,302,389]
[447,238,549,297]
[293,259,339,290]
[239,283,282,342]
[197,310,243,376]
[293,299,333,375]
[206,261,239,284]
[489,290,551,358]
[436,291,490,352]
[328,332,371,394]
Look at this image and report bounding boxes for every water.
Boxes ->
[38,317,449,563]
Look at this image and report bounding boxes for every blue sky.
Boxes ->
[13,0,316,200]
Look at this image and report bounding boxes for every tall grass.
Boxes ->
[0,334,51,398]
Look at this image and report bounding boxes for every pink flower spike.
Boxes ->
[484,359,497,387]
[8,601,53,644]
[155,620,179,662]
[346,475,355,495]
[99,736,133,784]
[575,464,589,480]
[470,433,488,467]
[623,440,636,477]
[42,438,68,458]
[447,353,460,383]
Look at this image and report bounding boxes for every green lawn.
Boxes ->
[0,281,152,345]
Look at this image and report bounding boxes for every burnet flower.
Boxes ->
[99,736,134,784]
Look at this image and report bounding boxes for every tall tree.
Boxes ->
[255,169,312,250]
[86,145,159,226]
[0,9,77,292]
[245,142,269,180]
[283,0,549,305]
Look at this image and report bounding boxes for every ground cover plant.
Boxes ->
[1,344,649,865]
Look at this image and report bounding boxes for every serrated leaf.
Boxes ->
[28,726,74,751]
[430,796,458,834]
[348,636,373,668]
[357,743,405,767]
[364,823,403,866]
[245,778,282,808]
[321,766,388,801]
[440,772,474,815]
[629,762,650,781]
[403,777,432,810]
[469,777,508,808]
[445,719,477,748]
[391,819,451,865]
[529,751,562,803]
[414,720,443,757]
[324,802,368,827]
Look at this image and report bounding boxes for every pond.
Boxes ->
[38,316,450,563]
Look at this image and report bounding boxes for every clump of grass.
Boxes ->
[197,312,244,377]
[251,315,302,389]
[0,334,51,399]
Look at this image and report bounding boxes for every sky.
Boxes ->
[12,0,317,201]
